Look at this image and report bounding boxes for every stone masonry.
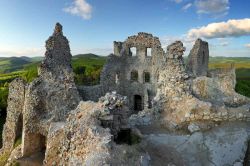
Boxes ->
[187,38,209,77]
[1,23,250,166]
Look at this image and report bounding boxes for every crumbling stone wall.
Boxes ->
[79,33,165,113]
[44,99,146,166]
[0,78,26,153]
[155,41,250,129]
[21,23,81,157]
[187,39,209,77]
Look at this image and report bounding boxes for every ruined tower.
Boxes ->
[187,38,209,77]
[21,23,80,157]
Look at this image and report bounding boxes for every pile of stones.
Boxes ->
[98,91,129,138]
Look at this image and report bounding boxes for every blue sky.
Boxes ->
[0,0,249,57]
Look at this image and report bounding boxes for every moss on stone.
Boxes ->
[14,137,22,149]
[0,151,10,165]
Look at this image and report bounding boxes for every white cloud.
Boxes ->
[182,3,192,10]
[171,0,183,4]
[63,0,92,20]
[0,46,44,57]
[187,18,250,40]
[245,44,250,48]
[219,42,229,47]
[195,0,229,17]
[160,35,194,56]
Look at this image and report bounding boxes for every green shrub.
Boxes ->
[0,152,10,166]
[236,80,250,97]
[0,88,8,113]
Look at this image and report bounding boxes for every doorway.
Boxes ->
[134,95,143,113]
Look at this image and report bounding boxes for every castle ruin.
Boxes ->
[1,23,250,166]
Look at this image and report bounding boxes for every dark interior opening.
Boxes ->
[114,129,141,145]
[131,70,138,82]
[244,140,250,165]
[0,113,7,148]
[144,72,150,83]
[39,135,47,163]
[15,114,23,139]
[134,95,143,112]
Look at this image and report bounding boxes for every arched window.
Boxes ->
[144,72,150,83]
[131,70,138,81]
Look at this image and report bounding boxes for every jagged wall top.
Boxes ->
[124,32,161,48]
[114,32,164,57]
[39,23,73,78]
[166,41,186,59]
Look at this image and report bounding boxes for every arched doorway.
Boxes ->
[134,95,143,113]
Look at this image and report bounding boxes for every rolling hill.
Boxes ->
[0,54,250,113]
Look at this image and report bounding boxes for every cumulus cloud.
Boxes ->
[245,44,250,48]
[195,0,229,17]
[186,18,250,40]
[182,3,192,10]
[63,0,92,20]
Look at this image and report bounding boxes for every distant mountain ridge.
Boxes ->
[0,54,107,74]
[0,54,250,74]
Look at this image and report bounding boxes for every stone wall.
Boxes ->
[0,78,26,153]
[77,85,103,102]
[187,38,209,77]
[80,33,165,113]
[20,23,80,157]
[155,41,250,129]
